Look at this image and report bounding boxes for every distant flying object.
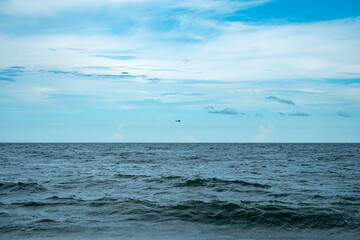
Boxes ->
[175,120,181,122]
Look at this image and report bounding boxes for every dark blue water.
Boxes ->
[0,143,359,239]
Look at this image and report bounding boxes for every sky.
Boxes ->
[0,0,359,143]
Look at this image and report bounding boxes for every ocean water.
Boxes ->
[0,143,359,240]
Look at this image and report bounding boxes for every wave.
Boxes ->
[113,174,148,179]
[7,196,85,208]
[163,200,359,230]
[119,199,360,230]
[4,197,359,231]
[164,200,357,229]
[172,177,271,189]
[0,182,47,193]
[36,218,58,223]
[112,174,270,189]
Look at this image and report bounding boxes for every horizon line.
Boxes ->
[1,142,359,144]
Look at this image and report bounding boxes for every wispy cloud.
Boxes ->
[174,0,270,14]
[0,0,270,17]
[67,48,87,51]
[205,106,239,115]
[124,99,209,108]
[161,92,203,96]
[1,7,359,82]
[93,55,136,61]
[265,96,295,106]
[338,111,351,118]
[124,99,164,107]
[0,66,26,82]
[45,69,142,80]
[179,80,235,85]
[0,76,15,82]
[9,66,26,70]
[0,0,147,16]
[76,66,114,70]
[150,68,181,72]
[289,112,311,117]
[278,112,311,117]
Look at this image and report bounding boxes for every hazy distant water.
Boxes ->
[0,143,359,240]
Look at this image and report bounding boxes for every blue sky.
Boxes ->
[0,0,359,142]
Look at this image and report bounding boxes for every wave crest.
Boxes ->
[0,182,47,193]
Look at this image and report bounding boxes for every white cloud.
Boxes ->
[173,0,270,14]
[1,17,359,82]
[1,2,360,112]
[0,0,269,16]
[191,18,360,81]
[254,124,274,142]
[113,123,124,141]
[0,0,148,16]
[113,132,123,141]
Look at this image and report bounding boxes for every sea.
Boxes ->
[0,143,359,240]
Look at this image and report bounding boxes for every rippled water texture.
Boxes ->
[1,143,359,239]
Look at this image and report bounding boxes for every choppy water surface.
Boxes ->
[0,143,359,239]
